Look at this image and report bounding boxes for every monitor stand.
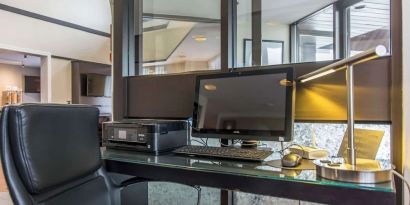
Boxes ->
[241,140,258,148]
[220,139,230,147]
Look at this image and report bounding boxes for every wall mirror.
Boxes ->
[131,0,391,76]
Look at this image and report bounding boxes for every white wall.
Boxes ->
[236,21,290,67]
[50,58,72,103]
[0,10,111,64]
[0,0,112,33]
[143,0,220,19]
[0,63,41,105]
[0,1,112,103]
[403,0,410,204]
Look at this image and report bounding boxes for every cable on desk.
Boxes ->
[187,118,208,147]
[392,169,410,205]
[275,143,305,156]
[191,139,207,146]
[193,185,202,205]
[219,139,242,147]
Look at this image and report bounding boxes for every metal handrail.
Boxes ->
[298,45,387,83]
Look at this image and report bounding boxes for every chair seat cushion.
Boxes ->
[38,176,112,205]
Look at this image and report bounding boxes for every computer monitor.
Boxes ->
[192,67,295,142]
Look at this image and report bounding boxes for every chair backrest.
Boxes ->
[1,104,117,205]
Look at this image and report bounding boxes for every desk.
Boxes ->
[102,149,396,205]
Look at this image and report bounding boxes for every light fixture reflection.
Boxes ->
[204,84,217,91]
[193,35,207,42]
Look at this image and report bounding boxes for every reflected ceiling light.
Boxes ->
[204,84,217,91]
[193,35,207,42]
[266,20,279,27]
[178,55,186,58]
[279,79,293,87]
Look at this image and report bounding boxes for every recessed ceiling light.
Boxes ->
[193,35,207,42]
[204,84,217,91]
[266,20,279,27]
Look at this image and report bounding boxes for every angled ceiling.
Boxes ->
[0,49,41,68]
[142,0,337,24]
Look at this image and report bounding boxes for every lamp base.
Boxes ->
[314,158,392,184]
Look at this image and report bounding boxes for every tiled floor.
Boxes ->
[0,192,12,205]
[0,164,8,192]
[0,165,13,205]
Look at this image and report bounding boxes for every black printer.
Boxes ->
[102,119,188,155]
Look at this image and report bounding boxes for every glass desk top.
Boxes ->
[102,148,394,193]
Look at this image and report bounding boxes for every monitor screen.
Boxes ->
[192,68,294,141]
[86,74,112,97]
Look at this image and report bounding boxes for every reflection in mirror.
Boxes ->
[295,5,334,63]
[141,0,221,75]
[197,73,287,131]
[244,39,284,67]
[236,0,336,67]
[347,0,390,56]
[136,0,392,74]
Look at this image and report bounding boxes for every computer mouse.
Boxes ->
[281,153,302,167]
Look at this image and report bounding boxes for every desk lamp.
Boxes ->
[297,45,392,184]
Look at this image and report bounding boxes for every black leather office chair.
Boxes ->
[0,104,145,205]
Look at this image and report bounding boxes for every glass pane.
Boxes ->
[244,40,284,67]
[141,0,221,75]
[296,5,334,63]
[239,1,336,66]
[261,0,294,65]
[236,0,252,68]
[348,0,390,56]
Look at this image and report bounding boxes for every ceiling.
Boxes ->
[166,23,221,64]
[237,0,337,24]
[0,49,41,68]
[143,0,221,19]
[142,0,337,24]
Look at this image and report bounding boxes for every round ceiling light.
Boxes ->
[193,35,207,42]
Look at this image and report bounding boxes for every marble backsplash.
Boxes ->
[147,123,391,205]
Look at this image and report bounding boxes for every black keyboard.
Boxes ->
[173,145,273,161]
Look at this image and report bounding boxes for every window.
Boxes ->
[139,0,221,75]
[236,1,336,67]
[244,39,284,67]
[236,0,253,68]
[130,0,392,75]
[295,5,334,63]
[347,0,390,56]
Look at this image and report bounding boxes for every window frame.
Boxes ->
[243,39,285,67]
[128,0,392,75]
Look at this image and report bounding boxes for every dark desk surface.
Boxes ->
[102,148,396,205]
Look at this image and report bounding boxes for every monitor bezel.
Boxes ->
[191,67,295,142]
